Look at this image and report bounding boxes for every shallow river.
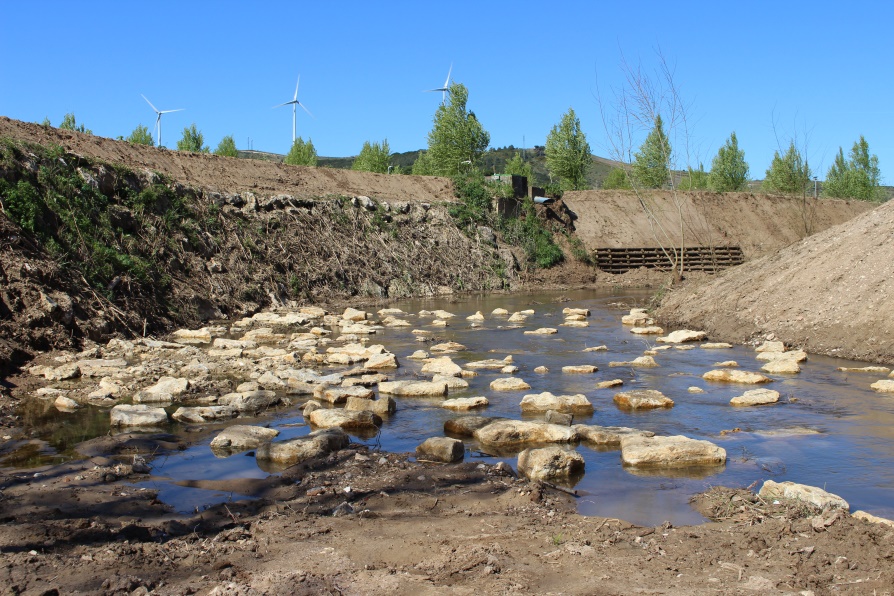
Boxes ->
[12,289,894,526]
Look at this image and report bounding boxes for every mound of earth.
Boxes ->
[0,117,454,203]
[657,200,894,363]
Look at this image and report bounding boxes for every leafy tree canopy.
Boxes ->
[823,136,881,201]
[678,164,709,190]
[708,132,749,192]
[763,141,811,195]
[59,113,92,134]
[284,137,317,166]
[545,107,591,191]
[422,82,490,176]
[126,124,154,146]
[214,135,239,157]
[503,152,534,183]
[631,114,671,189]
[602,167,631,190]
[176,123,209,153]
[352,139,391,173]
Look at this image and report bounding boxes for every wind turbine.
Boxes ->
[141,94,184,148]
[274,76,313,144]
[424,63,453,103]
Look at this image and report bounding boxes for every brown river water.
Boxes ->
[8,289,894,526]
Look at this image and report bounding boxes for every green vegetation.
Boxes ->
[763,141,811,195]
[503,152,534,182]
[447,172,563,269]
[58,113,92,135]
[602,167,631,190]
[176,124,209,153]
[126,124,154,146]
[545,107,591,191]
[414,82,490,176]
[352,139,391,173]
[214,135,239,157]
[284,137,317,166]
[677,164,709,190]
[823,136,881,201]
[632,115,671,188]
[0,139,210,298]
[708,132,749,192]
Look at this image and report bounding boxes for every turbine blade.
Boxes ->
[273,100,297,108]
[299,102,314,118]
[142,94,159,114]
[160,108,184,114]
[293,75,300,101]
[444,63,452,87]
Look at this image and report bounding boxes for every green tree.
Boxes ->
[544,107,591,191]
[503,151,534,183]
[352,139,391,173]
[602,167,631,190]
[176,123,209,153]
[763,141,811,195]
[214,135,239,157]
[422,82,490,176]
[126,124,154,146]
[678,164,709,190]
[631,115,671,188]
[59,113,92,134]
[284,137,317,166]
[823,136,881,201]
[708,132,749,192]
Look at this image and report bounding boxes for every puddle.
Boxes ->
[9,288,894,526]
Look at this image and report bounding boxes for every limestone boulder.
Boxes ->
[630,326,664,335]
[761,359,801,374]
[562,365,598,374]
[408,350,429,360]
[466,311,485,322]
[172,406,237,423]
[308,408,382,432]
[563,308,590,317]
[524,327,557,335]
[416,437,464,463]
[518,446,584,481]
[465,358,510,370]
[573,425,654,446]
[544,410,573,426]
[620,435,726,468]
[657,330,707,344]
[838,366,891,373]
[870,380,894,393]
[444,416,500,437]
[758,480,849,510]
[110,404,168,427]
[218,390,281,412]
[54,396,80,412]
[321,386,374,404]
[613,390,674,410]
[76,359,129,377]
[364,353,398,370]
[433,374,469,390]
[621,309,652,326]
[756,340,785,353]
[852,511,894,527]
[172,328,212,344]
[378,380,448,397]
[421,356,463,377]
[730,388,781,406]
[213,338,257,350]
[534,366,550,374]
[520,392,594,414]
[491,308,509,316]
[256,428,349,465]
[210,425,279,452]
[701,342,733,349]
[44,363,81,381]
[345,395,393,415]
[609,356,659,368]
[442,396,489,410]
[703,369,772,384]
[342,307,368,321]
[474,420,577,448]
[756,349,808,363]
[489,377,531,391]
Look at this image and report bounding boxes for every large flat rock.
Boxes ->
[520,392,594,414]
[620,435,726,468]
[473,420,577,448]
[517,446,584,482]
[255,428,349,465]
[758,480,849,510]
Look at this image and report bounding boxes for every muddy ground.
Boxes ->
[2,437,893,596]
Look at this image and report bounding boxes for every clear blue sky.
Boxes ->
[1,1,890,180]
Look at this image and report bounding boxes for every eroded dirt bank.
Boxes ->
[656,200,894,364]
[563,190,873,259]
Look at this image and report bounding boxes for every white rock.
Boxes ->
[442,396,489,410]
[837,366,891,373]
[656,330,707,344]
[562,365,598,374]
[54,396,80,412]
[703,369,772,384]
[870,380,894,393]
[630,326,664,335]
[210,425,279,452]
[596,379,624,389]
[110,404,168,427]
[364,352,398,370]
[416,437,464,463]
[433,374,469,390]
[755,341,785,353]
[524,327,557,335]
[613,390,674,410]
[489,377,531,391]
[761,359,801,374]
[758,480,849,510]
[256,428,349,465]
[701,342,733,349]
[620,435,726,468]
[572,424,654,445]
[474,420,577,447]
[422,356,463,377]
[378,380,448,397]
[520,392,594,414]
[583,345,608,352]
[308,409,382,431]
[518,446,584,481]
[608,356,659,368]
[466,311,485,321]
[172,406,237,423]
[346,395,396,415]
[730,388,780,406]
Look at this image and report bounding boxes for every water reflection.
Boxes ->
[8,288,894,527]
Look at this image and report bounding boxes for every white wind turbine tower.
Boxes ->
[424,63,453,103]
[141,94,184,148]
[274,76,313,144]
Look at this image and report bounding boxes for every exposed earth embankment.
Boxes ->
[657,199,894,363]
[564,190,873,258]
